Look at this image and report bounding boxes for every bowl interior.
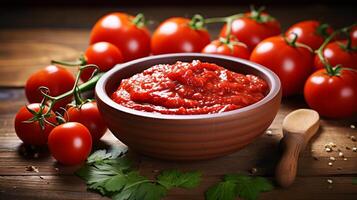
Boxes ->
[97,53,280,119]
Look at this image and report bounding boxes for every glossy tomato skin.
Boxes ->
[304,69,357,118]
[151,17,211,55]
[14,104,57,145]
[48,122,92,165]
[250,36,314,96]
[81,42,124,82]
[286,20,333,50]
[25,65,75,110]
[314,40,357,70]
[201,39,250,59]
[90,13,151,62]
[220,13,281,51]
[66,102,107,142]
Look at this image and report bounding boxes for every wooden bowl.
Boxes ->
[95,53,282,160]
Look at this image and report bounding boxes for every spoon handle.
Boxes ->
[275,133,304,188]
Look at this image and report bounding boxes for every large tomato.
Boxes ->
[48,122,92,165]
[151,17,210,55]
[25,65,75,110]
[220,11,281,51]
[90,13,151,62]
[202,37,250,59]
[286,20,333,50]
[250,36,314,96]
[304,69,357,118]
[314,40,357,70]
[14,103,57,146]
[81,42,124,81]
[66,101,107,142]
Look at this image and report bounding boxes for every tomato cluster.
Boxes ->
[14,8,357,166]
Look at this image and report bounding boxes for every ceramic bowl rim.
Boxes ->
[95,53,281,120]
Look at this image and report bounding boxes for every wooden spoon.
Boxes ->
[275,109,320,188]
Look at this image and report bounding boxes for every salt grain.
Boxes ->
[352,147,357,152]
[350,124,356,129]
[325,147,332,152]
[266,130,273,136]
[327,179,333,184]
[329,157,336,161]
[328,162,333,166]
[338,152,344,157]
[351,136,356,142]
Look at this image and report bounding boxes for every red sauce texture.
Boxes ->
[112,60,269,115]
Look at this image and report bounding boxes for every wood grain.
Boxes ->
[0,5,357,199]
[0,89,356,199]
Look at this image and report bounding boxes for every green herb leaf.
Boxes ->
[206,174,274,200]
[206,180,237,200]
[157,169,202,189]
[87,146,128,164]
[77,149,201,200]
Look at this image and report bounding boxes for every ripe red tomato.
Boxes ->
[220,12,281,51]
[286,20,333,50]
[48,122,92,165]
[201,38,250,59]
[25,65,75,110]
[151,17,210,55]
[81,42,124,82]
[304,69,357,118]
[250,36,314,96]
[90,13,151,62]
[314,40,357,70]
[66,101,107,142]
[14,103,57,145]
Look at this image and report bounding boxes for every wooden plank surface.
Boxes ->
[0,5,357,200]
[0,89,356,200]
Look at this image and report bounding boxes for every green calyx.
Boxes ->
[22,100,56,130]
[132,13,146,28]
[316,23,331,39]
[249,6,274,23]
[189,14,206,30]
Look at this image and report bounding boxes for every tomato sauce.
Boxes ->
[112,60,269,115]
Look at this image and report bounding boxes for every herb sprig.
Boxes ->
[76,147,202,200]
[206,174,274,200]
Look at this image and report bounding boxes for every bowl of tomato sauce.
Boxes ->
[95,53,281,160]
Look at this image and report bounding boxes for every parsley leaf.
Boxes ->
[205,174,274,200]
[157,169,202,189]
[206,180,237,200]
[76,149,202,200]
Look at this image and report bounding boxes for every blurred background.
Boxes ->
[0,0,356,86]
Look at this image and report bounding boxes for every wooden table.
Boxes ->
[0,5,356,200]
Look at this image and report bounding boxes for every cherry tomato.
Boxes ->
[14,103,57,145]
[66,101,107,142]
[286,20,333,50]
[79,42,124,82]
[304,69,357,118]
[250,36,314,96]
[220,11,281,51]
[314,40,357,70]
[201,37,250,59]
[25,65,75,110]
[151,17,210,55]
[90,13,151,62]
[48,122,92,165]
